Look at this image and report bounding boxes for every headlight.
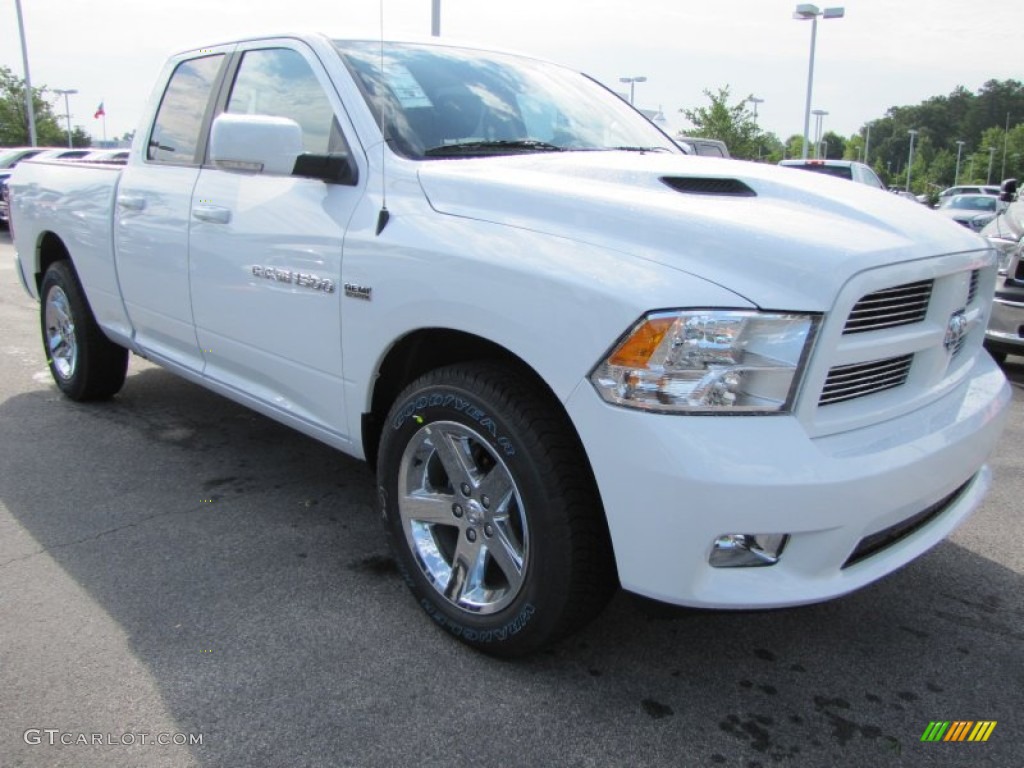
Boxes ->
[971,213,997,231]
[988,236,1020,275]
[590,310,819,414]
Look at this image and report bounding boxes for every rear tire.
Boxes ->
[40,261,128,400]
[377,362,616,657]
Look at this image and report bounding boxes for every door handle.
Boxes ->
[117,194,146,211]
[192,205,232,224]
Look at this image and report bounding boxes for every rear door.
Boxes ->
[187,40,364,439]
[114,49,231,371]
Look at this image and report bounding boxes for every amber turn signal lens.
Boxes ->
[608,317,675,368]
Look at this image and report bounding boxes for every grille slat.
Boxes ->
[819,355,913,406]
[844,280,932,334]
[967,269,980,304]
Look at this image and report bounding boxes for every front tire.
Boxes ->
[378,362,616,657]
[40,261,128,400]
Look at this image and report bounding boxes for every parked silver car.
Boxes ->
[936,194,1001,232]
[979,186,1024,362]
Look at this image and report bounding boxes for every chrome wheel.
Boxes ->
[44,286,77,380]
[397,420,528,615]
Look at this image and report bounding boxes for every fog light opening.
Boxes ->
[710,533,789,567]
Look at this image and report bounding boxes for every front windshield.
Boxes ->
[0,150,27,169]
[334,41,678,159]
[945,195,997,211]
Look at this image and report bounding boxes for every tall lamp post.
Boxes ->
[905,129,918,193]
[954,140,966,186]
[986,146,997,184]
[53,88,78,148]
[747,96,764,121]
[793,4,845,159]
[748,96,764,159]
[431,0,440,36]
[619,76,647,105]
[15,0,37,146]
[811,108,828,158]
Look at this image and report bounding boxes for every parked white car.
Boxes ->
[778,159,885,189]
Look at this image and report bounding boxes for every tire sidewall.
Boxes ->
[379,372,571,654]
[40,265,86,399]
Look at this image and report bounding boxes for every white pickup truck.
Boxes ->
[9,34,1011,656]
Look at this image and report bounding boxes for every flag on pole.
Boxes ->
[94,102,105,119]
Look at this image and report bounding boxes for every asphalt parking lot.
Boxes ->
[1,230,1021,768]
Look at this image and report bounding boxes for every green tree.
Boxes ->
[0,66,91,147]
[819,130,846,160]
[678,86,770,161]
[782,134,804,160]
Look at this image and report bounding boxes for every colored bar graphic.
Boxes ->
[968,722,997,742]
[921,720,996,742]
[944,721,973,741]
[921,721,950,741]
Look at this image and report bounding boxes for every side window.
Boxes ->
[148,55,224,165]
[863,167,884,189]
[227,48,347,155]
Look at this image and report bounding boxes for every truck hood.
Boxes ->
[417,152,986,311]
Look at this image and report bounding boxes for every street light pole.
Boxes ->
[863,122,871,166]
[954,140,966,186]
[905,129,918,193]
[619,76,647,105]
[748,96,764,160]
[54,88,78,148]
[431,0,440,36]
[15,0,37,146]
[986,146,997,184]
[1001,112,1010,181]
[793,4,845,160]
[748,96,764,121]
[811,108,828,159]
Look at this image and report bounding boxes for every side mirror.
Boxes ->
[209,113,357,184]
[210,113,303,176]
[1000,177,1018,203]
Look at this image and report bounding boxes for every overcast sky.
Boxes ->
[2,0,1021,145]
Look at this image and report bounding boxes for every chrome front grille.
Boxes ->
[806,257,991,436]
[819,355,913,406]
[843,280,933,334]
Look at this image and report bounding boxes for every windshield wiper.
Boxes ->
[599,146,674,153]
[423,140,564,157]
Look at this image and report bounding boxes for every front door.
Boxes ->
[188,42,363,439]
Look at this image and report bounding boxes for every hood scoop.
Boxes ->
[661,176,756,197]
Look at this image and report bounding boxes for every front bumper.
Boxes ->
[565,352,1010,608]
[985,292,1024,355]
